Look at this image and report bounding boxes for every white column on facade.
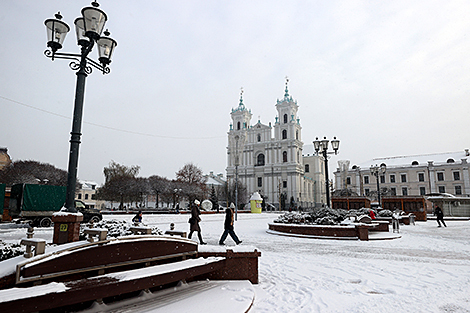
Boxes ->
[428,161,436,193]
[462,164,470,195]
[355,174,361,195]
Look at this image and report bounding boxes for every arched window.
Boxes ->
[282,129,287,139]
[296,130,299,140]
[283,151,287,163]
[447,158,455,163]
[283,114,288,123]
[257,134,261,142]
[411,161,419,166]
[257,154,265,166]
[305,164,310,173]
[237,121,240,130]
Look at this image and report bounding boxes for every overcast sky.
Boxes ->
[1,0,469,185]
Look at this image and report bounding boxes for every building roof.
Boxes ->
[204,172,226,186]
[352,150,470,170]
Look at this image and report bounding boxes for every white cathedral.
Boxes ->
[226,80,326,209]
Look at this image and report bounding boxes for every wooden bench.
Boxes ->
[1,257,226,313]
[15,236,198,285]
[83,228,108,242]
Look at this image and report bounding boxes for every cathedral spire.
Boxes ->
[239,87,244,106]
[284,76,289,98]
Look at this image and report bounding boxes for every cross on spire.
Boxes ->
[284,76,289,98]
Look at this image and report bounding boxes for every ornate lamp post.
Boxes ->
[370,164,386,207]
[44,1,117,212]
[313,137,340,208]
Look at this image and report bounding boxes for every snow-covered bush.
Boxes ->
[0,241,24,261]
[274,208,349,225]
[274,212,310,224]
[377,209,393,217]
[79,219,163,239]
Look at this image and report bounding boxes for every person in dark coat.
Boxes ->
[132,211,142,223]
[188,200,206,244]
[434,206,447,227]
[219,203,242,245]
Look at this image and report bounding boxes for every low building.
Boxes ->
[75,180,102,209]
[334,149,470,198]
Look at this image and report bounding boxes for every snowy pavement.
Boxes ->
[1,213,470,312]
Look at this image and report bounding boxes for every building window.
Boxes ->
[282,129,287,139]
[296,130,299,140]
[283,181,287,188]
[420,187,426,195]
[237,121,240,130]
[77,194,82,199]
[257,134,261,142]
[305,164,310,173]
[283,114,288,123]
[365,189,370,196]
[85,194,89,200]
[258,177,262,187]
[437,172,444,181]
[91,194,96,200]
[346,177,351,185]
[455,185,462,195]
[453,172,460,181]
[438,186,446,193]
[283,151,287,163]
[364,176,369,184]
[390,174,396,183]
[402,187,408,196]
[257,154,265,166]
[401,174,407,183]
[391,187,396,196]
[380,175,385,184]
[418,173,425,182]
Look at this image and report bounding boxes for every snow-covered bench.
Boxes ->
[0,257,226,313]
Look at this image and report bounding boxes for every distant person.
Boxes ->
[369,209,376,220]
[434,206,447,227]
[188,200,206,244]
[175,203,180,214]
[132,211,142,223]
[219,203,242,245]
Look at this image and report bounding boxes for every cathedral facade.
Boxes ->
[226,82,325,209]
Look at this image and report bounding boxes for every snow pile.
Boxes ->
[0,242,24,261]
[79,220,163,239]
[274,208,349,225]
[273,208,386,225]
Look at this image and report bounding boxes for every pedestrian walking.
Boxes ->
[435,206,447,227]
[219,203,242,245]
[188,200,206,244]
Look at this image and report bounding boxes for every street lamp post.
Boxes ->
[44,1,117,212]
[370,164,386,208]
[313,137,340,208]
[234,135,240,220]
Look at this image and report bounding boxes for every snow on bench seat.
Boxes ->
[0,257,225,313]
[88,280,255,313]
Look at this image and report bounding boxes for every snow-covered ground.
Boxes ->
[1,213,470,312]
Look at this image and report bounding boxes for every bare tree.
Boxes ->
[148,175,170,208]
[103,160,140,183]
[175,163,207,203]
[0,160,68,187]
